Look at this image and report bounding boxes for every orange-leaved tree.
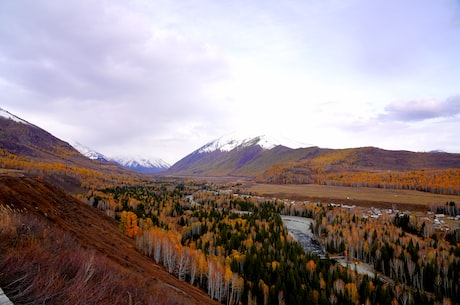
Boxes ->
[119,211,141,238]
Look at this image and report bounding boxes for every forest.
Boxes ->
[84,180,460,305]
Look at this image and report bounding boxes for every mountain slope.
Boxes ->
[0,174,219,305]
[0,107,82,161]
[168,135,460,178]
[0,108,122,172]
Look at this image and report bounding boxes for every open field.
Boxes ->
[243,183,459,211]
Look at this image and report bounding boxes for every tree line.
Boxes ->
[258,161,460,196]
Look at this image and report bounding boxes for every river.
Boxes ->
[281,216,327,258]
[281,216,392,282]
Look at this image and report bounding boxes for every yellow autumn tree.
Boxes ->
[119,211,141,238]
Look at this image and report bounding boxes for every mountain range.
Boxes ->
[168,133,460,178]
[2,106,460,181]
[73,142,170,173]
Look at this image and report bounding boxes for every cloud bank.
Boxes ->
[1,0,459,162]
[0,0,235,162]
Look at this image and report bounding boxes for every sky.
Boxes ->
[1,0,459,164]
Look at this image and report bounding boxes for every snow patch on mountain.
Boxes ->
[198,133,310,153]
[0,107,33,126]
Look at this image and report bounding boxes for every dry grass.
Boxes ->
[244,183,460,211]
[0,175,220,305]
[0,207,176,305]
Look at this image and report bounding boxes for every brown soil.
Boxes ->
[0,173,219,305]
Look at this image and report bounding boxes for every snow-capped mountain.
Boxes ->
[73,142,110,162]
[110,156,170,173]
[72,142,170,173]
[198,133,309,153]
[168,134,313,177]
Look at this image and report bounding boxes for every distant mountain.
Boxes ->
[168,134,460,178]
[168,134,312,177]
[73,142,110,162]
[111,156,170,173]
[72,142,170,173]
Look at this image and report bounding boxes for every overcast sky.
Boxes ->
[1,0,459,164]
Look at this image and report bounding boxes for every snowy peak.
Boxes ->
[0,107,33,126]
[197,134,309,153]
[72,142,169,173]
[73,142,109,162]
[111,156,170,170]
[168,133,314,176]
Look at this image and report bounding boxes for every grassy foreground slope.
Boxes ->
[0,174,220,305]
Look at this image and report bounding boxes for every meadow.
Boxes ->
[243,183,459,211]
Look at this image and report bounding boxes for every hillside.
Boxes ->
[0,108,90,165]
[0,173,219,305]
